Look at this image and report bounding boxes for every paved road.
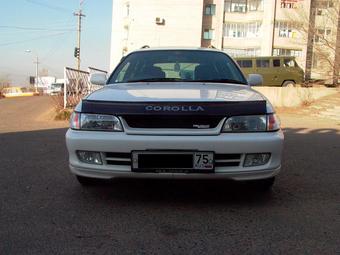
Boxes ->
[0,96,339,254]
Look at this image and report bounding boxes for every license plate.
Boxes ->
[193,152,214,170]
[131,151,214,172]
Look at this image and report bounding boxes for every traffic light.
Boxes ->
[74,47,80,58]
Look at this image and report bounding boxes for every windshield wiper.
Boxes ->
[125,78,189,83]
[192,79,247,85]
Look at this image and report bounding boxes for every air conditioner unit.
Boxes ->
[155,17,165,25]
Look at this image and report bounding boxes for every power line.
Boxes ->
[24,0,72,13]
[40,15,76,61]
[0,25,76,32]
[41,31,74,62]
[0,32,70,47]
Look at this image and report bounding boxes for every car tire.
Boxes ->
[247,177,275,192]
[282,81,296,87]
[76,175,104,186]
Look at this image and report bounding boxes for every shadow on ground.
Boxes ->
[0,127,339,205]
[1,127,339,254]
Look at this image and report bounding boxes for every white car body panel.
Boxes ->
[66,82,284,180]
[66,129,283,180]
[86,83,264,102]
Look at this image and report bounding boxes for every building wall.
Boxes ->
[110,0,339,82]
[201,0,224,49]
[221,0,339,81]
[110,0,204,70]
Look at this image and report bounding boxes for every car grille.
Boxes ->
[215,153,241,167]
[104,152,242,167]
[105,152,131,166]
[122,115,223,129]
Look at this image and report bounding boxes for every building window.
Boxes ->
[316,1,334,9]
[223,48,260,57]
[225,0,247,13]
[205,4,216,15]
[248,0,264,11]
[256,59,270,68]
[203,29,214,40]
[224,22,262,38]
[275,21,300,38]
[314,28,332,43]
[273,59,281,67]
[273,48,302,57]
[225,0,263,12]
[280,1,296,9]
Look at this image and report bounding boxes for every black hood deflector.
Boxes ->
[81,100,267,116]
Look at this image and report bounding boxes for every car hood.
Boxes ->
[86,82,265,102]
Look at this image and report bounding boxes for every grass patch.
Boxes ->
[55,109,72,121]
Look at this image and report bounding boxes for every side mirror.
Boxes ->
[90,73,107,86]
[248,74,263,86]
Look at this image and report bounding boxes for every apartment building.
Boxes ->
[110,0,339,81]
[110,0,204,69]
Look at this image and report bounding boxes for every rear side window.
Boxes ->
[237,60,253,68]
[256,59,270,68]
[273,59,281,67]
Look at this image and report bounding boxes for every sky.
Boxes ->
[0,0,112,85]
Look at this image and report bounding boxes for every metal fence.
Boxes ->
[63,67,107,108]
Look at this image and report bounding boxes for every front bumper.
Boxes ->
[66,129,284,181]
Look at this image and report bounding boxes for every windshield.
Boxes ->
[108,50,247,85]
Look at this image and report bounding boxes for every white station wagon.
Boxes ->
[66,48,284,190]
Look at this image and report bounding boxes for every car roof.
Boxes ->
[235,56,296,60]
[131,47,222,53]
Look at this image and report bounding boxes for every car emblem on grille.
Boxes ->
[145,105,205,112]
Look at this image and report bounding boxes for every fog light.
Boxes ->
[244,153,271,167]
[77,151,102,165]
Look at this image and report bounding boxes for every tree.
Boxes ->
[0,74,11,90]
[294,0,340,85]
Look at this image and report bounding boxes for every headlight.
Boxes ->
[222,114,280,132]
[222,115,267,132]
[70,112,123,131]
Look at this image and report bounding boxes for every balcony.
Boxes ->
[224,11,264,22]
[223,36,262,48]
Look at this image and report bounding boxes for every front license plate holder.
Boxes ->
[131,151,214,173]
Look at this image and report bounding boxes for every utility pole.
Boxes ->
[74,6,85,71]
[25,50,39,93]
[34,55,40,93]
[271,0,277,56]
